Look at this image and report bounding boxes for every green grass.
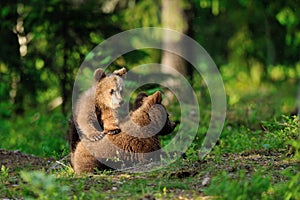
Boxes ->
[213,115,299,154]
[0,109,69,158]
[204,166,300,200]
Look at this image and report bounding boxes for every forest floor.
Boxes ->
[0,149,54,172]
[1,148,298,199]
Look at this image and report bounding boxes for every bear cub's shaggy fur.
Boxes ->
[69,91,176,173]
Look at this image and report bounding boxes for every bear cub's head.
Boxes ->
[94,68,126,109]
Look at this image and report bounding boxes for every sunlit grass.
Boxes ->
[0,109,69,158]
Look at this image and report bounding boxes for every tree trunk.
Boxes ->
[160,0,193,104]
[161,0,192,78]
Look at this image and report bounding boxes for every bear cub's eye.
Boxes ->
[110,89,114,95]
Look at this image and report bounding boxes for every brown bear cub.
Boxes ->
[72,67,126,142]
[69,91,176,173]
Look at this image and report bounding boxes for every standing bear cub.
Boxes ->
[72,67,126,142]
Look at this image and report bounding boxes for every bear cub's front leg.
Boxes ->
[101,109,121,135]
[87,108,120,142]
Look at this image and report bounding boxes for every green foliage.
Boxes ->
[283,172,300,200]
[215,115,299,154]
[205,171,272,200]
[0,109,69,158]
[0,165,9,185]
[276,6,300,46]
[121,0,161,29]
[291,137,300,161]
[1,0,299,116]
[206,168,298,200]
[20,171,69,200]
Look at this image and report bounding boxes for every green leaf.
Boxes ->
[1,7,10,17]
[276,7,298,27]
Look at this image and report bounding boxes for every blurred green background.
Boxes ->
[0,0,299,157]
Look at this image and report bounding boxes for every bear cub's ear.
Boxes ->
[94,68,106,81]
[112,67,127,77]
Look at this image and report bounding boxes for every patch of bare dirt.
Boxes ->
[0,149,55,172]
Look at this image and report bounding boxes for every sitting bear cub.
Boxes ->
[72,68,126,142]
[69,91,176,173]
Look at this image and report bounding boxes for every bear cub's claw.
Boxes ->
[89,132,106,142]
[87,129,121,142]
[108,128,121,135]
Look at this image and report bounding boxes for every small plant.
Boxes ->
[0,165,9,184]
[283,172,300,200]
[20,171,70,200]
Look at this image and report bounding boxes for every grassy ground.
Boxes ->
[0,81,299,199]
